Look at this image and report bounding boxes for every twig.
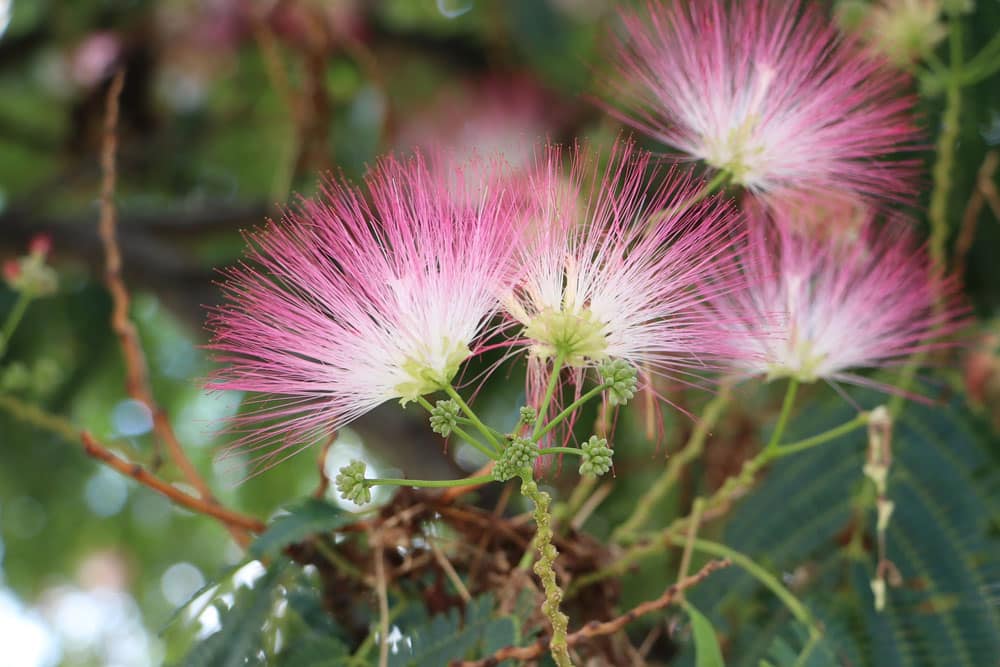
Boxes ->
[676,498,704,601]
[453,559,731,666]
[569,481,612,531]
[313,433,337,498]
[955,151,998,278]
[429,538,472,603]
[439,461,494,503]
[80,432,266,534]
[98,70,249,546]
[613,384,731,542]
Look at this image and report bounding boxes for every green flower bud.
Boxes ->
[429,399,461,437]
[519,406,537,426]
[494,436,537,482]
[599,359,638,407]
[579,435,613,477]
[335,460,371,505]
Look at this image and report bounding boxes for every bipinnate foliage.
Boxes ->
[687,390,1000,666]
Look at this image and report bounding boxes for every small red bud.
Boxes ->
[29,234,52,258]
[3,259,21,283]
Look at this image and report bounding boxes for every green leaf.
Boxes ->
[388,593,517,666]
[177,561,287,667]
[276,637,351,667]
[684,601,726,667]
[691,389,1000,667]
[249,498,354,558]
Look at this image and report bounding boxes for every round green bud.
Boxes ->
[579,435,613,477]
[599,358,638,407]
[494,436,537,482]
[429,399,461,438]
[335,460,371,505]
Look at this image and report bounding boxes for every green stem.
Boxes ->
[532,352,566,441]
[891,17,964,414]
[575,412,869,593]
[442,385,502,451]
[770,413,870,458]
[664,535,821,643]
[0,292,31,358]
[612,384,731,543]
[929,18,963,273]
[519,470,572,666]
[533,382,609,443]
[537,446,584,457]
[958,22,1000,84]
[366,474,494,490]
[765,378,798,453]
[451,425,500,460]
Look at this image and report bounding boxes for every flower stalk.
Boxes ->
[519,469,573,667]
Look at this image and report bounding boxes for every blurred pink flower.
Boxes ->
[208,153,522,467]
[70,32,122,88]
[396,76,558,171]
[504,141,747,412]
[711,210,965,389]
[603,0,920,207]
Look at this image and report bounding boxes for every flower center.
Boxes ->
[394,337,471,403]
[523,307,609,366]
[702,64,774,185]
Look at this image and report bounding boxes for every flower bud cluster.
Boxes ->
[429,399,461,437]
[335,460,371,505]
[494,436,537,482]
[579,436,614,476]
[599,359,638,407]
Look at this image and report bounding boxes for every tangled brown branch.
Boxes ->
[453,558,732,666]
[98,69,253,546]
[80,431,266,534]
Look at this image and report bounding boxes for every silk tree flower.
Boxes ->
[603,0,920,206]
[503,141,747,409]
[712,210,965,388]
[208,153,521,466]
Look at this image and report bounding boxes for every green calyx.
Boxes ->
[579,436,613,477]
[394,339,471,404]
[429,399,461,437]
[524,307,608,366]
[599,359,638,407]
[494,436,538,482]
[335,460,371,505]
[765,338,826,384]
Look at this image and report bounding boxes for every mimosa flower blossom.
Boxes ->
[209,153,521,465]
[603,0,920,205]
[712,211,964,387]
[504,141,747,403]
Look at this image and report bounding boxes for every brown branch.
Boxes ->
[454,558,732,666]
[955,151,998,278]
[80,432,266,534]
[313,433,337,499]
[99,70,251,547]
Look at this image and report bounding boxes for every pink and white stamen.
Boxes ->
[711,210,965,389]
[603,0,921,207]
[208,153,521,467]
[504,141,748,420]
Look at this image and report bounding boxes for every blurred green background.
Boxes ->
[1,1,999,666]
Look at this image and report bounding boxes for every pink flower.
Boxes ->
[602,0,920,206]
[209,153,521,466]
[711,210,965,388]
[504,141,747,412]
